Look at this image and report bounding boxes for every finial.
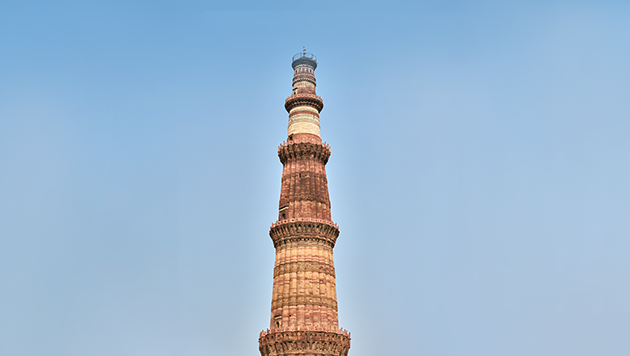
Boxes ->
[303,46,306,54]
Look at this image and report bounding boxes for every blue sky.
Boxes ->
[1,2,629,356]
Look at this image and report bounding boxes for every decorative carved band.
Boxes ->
[259,329,350,356]
[274,261,336,278]
[281,171,328,183]
[285,94,324,113]
[279,193,330,206]
[283,136,324,145]
[278,140,331,165]
[270,219,340,248]
[260,326,350,337]
[271,295,338,310]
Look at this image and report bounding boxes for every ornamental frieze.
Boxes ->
[259,329,350,356]
[271,295,338,310]
[273,261,336,278]
[281,171,328,183]
[279,194,330,206]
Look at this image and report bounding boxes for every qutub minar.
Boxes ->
[258,50,351,356]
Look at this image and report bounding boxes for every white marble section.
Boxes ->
[288,106,320,137]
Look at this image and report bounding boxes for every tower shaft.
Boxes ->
[259,52,350,356]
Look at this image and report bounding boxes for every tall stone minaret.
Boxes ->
[258,50,351,356]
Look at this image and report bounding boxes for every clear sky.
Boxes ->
[1,1,629,356]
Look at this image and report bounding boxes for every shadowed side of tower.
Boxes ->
[258,52,351,356]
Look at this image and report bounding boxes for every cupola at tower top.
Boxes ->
[291,50,318,70]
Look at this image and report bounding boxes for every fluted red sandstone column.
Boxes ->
[258,51,351,356]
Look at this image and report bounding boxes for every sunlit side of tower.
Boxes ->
[258,51,351,356]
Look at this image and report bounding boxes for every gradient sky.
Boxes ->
[1,1,629,356]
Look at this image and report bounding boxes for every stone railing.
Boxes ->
[270,218,340,248]
[280,136,329,147]
[271,217,338,230]
[259,325,351,338]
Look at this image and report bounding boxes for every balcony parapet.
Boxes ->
[259,325,350,338]
[259,326,350,356]
[278,138,331,165]
[285,93,324,113]
[270,218,340,248]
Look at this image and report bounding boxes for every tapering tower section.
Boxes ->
[258,51,351,356]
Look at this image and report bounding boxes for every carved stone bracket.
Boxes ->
[278,140,331,165]
[259,329,351,356]
[270,219,340,248]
